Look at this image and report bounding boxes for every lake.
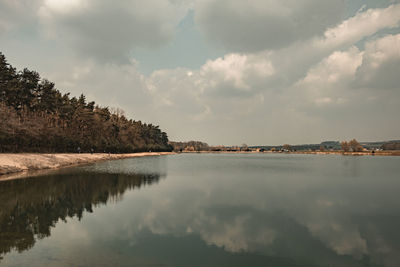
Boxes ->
[1,153,400,267]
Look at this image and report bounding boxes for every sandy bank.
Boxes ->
[0,152,175,177]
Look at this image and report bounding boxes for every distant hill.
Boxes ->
[360,140,400,150]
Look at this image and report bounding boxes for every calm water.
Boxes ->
[1,153,400,267]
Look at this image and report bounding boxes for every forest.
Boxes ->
[0,52,172,153]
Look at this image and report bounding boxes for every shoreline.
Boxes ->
[0,152,175,178]
[181,150,400,156]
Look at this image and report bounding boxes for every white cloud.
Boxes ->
[146,68,205,114]
[297,46,363,107]
[297,33,400,109]
[201,54,274,92]
[317,3,400,50]
[40,0,87,15]
[304,48,362,85]
[355,33,400,89]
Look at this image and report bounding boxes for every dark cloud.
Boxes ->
[0,0,40,34]
[195,0,345,52]
[39,0,188,63]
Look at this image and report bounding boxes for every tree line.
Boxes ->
[340,139,364,152]
[0,52,172,153]
[169,141,210,152]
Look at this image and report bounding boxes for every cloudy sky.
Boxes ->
[1,0,399,145]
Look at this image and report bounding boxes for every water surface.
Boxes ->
[1,154,400,266]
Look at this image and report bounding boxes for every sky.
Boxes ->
[0,0,399,146]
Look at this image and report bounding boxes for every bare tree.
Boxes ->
[349,139,363,152]
[341,141,350,152]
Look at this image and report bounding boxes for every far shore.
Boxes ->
[0,152,175,178]
[181,150,400,156]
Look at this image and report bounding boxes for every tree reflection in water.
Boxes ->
[0,171,160,259]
